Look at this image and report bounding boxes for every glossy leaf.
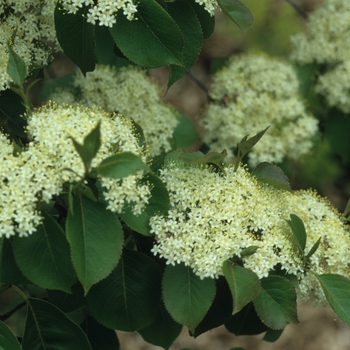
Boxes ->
[84,316,120,350]
[109,0,183,68]
[22,298,92,350]
[71,122,101,170]
[316,274,350,325]
[193,276,233,337]
[47,282,85,313]
[263,328,284,342]
[188,0,215,39]
[66,194,124,294]
[95,25,129,68]
[325,109,350,163]
[223,261,260,314]
[119,172,169,235]
[253,275,298,330]
[305,237,321,260]
[167,0,203,87]
[7,47,27,85]
[0,238,29,285]
[225,302,268,335]
[0,89,27,137]
[55,3,95,75]
[162,264,216,331]
[235,127,269,170]
[138,302,182,349]
[252,162,291,191]
[286,214,307,255]
[97,152,148,179]
[172,111,199,149]
[13,211,77,292]
[217,0,254,32]
[0,320,21,350]
[87,249,162,331]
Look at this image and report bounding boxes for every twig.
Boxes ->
[187,71,208,94]
[0,302,26,321]
[285,0,308,20]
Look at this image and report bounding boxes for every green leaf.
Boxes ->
[235,127,269,170]
[0,89,27,137]
[71,122,101,170]
[240,246,259,257]
[54,3,95,75]
[120,172,170,235]
[187,0,215,39]
[87,249,162,331]
[0,320,21,350]
[162,264,216,331]
[95,25,130,68]
[344,197,350,218]
[165,149,204,165]
[305,237,321,260]
[12,211,77,293]
[138,302,182,349]
[263,328,284,342]
[84,316,120,350]
[22,298,93,350]
[223,261,260,314]
[109,0,183,68]
[286,214,307,255]
[66,195,124,294]
[0,238,29,285]
[217,0,254,33]
[7,47,27,85]
[225,302,268,335]
[316,274,350,325]
[193,276,233,337]
[252,162,291,191]
[172,111,199,149]
[167,0,203,87]
[188,149,227,171]
[325,109,350,163]
[97,152,148,179]
[253,275,298,330]
[47,282,85,313]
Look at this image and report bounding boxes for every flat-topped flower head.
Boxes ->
[286,189,350,304]
[60,0,217,23]
[0,0,58,90]
[290,0,350,113]
[314,60,350,113]
[60,0,138,25]
[150,161,297,279]
[290,0,350,65]
[0,102,151,238]
[28,102,151,215]
[51,65,179,157]
[201,53,318,166]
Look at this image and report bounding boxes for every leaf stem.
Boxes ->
[284,0,308,19]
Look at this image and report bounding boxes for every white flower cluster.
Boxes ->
[50,65,179,157]
[287,190,350,303]
[201,54,318,166]
[60,0,138,25]
[0,103,150,238]
[150,161,350,304]
[290,0,350,113]
[60,0,217,25]
[0,0,58,91]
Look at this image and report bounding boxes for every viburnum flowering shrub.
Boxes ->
[201,53,319,166]
[49,65,181,156]
[1,0,350,349]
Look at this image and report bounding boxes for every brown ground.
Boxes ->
[117,302,350,350]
